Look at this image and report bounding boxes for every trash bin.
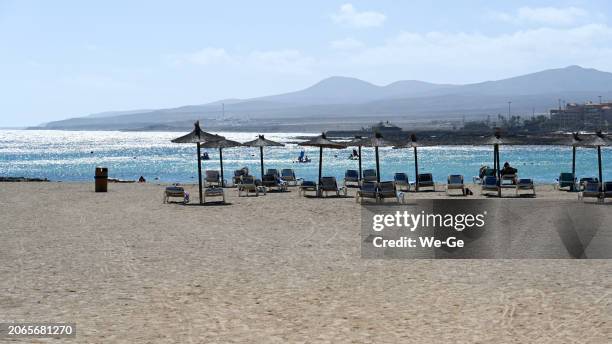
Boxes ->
[95,167,108,192]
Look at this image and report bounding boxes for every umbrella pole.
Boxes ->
[493,145,497,173]
[414,147,419,191]
[375,146,381,183]
[496,144,501,198]
[260,146,264,181]
[598,146,603,192]
[318,147,323,196]
[197,142,203,204]
[358,146,362,181]
[571,146,576,191]
[219,147,224,188]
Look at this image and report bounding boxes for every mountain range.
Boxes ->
[38,65,612,131]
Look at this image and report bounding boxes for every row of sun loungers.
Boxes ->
[356,181,404,203]
[343,169,436,191]
[167,167,610,204]
[578,180,612,203]
[163,184,226,204]
[480,175,536,196]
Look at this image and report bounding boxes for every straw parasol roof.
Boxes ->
[299,133,346,190]
[580,131,609,147]
[171,121,225,204]
[199,138,243,149]
[348,132,398,147]
[243,135,284,147]
[298,133,346,149]
[482,128,509,146]
[243,135,285,180]
[171,121,223,143]
[393,133,423,148]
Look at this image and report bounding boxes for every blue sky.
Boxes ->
[1,0,612,126]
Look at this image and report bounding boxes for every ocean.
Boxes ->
[0,130,610,184]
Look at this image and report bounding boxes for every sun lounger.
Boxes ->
[557,172,576,190]
[481,176,498,195]
[205,170,221,187]
[344,169,360,188]
[238,175,263,196]
[378,181,401,203]
[163,186,188,204]
[362,169,377,183]
[579,181,602,202]
[203,186,225,203]
[356,181,378,203]
[474,167,496,183]
[319,176,346,197]
[299,180,317,196]
[394,173,410,191]
[233,167,249,186]
[446,174,465,195]
[280,169,298,185]
[604,182,612,200]
[265,169,280,178]
[416,173,435,191]
[261,173,287,192]
[579,177,599,191]
[516,178,535,196]
[500,174,517,188]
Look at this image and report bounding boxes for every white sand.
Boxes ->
[0,182,610,343]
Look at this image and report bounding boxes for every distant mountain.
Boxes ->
[39,65,612,131]
[256,76,453,104]
[456,65,612,95]
[85,109,155,118]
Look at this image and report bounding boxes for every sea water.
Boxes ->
[0,130,610,184]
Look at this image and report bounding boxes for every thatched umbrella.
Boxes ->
[298,133,346,188]
[243,135,284,180]
[557,132,584,191]
[353,132,396,183]
[199,138,243,187]
[372,133,397,183]
[171,121,224,204]
[394,133,423,190]
[483,128,507,198]
[345,135,366,180]
[581,131,608,191]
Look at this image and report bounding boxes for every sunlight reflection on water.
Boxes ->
[0,130,609,183]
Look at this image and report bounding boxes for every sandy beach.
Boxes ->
[0,182,610,343]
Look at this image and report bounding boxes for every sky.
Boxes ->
[1,0,612,126]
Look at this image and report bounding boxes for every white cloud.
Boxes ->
[330,37,365,50]
[339,24,612,83]
[167,24,612,85]
[331,3,386,28]
[493,6,590,26]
